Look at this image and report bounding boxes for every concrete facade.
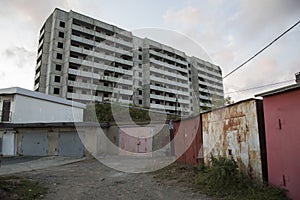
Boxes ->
[34,8,224,115]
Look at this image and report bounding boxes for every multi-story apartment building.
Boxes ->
[34,8,224,115]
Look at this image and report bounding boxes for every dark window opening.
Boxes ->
[56,64,62,71]
[54,88,60,94]
[1,100,11,122]
[57,42,63,49]
[67,86,74,93]
[58,31,64,38]
[56,53,62,60]
[54,76,61,83]
[59,21,65,28]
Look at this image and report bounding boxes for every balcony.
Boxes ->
[149,49,188,66]
[70,46,93,56]
[150,76,188,88]
[198,67,222,78]
[150,94,176,102]
[149,58,188,74]
[150,66,187,80]
[198,80,224,90]
[34,71,41,80]
[71,35,95,46]
[93,63,133,76]
[67,80,113,93]
[99,75,132,85]
[67,92,102,102]
[68,68,94,79]
[150,103,177,111]
[72,24,95,36]
[33,82,40,91]
[199,95,212,101]
[200,102,212,108]
[150,85,189,96]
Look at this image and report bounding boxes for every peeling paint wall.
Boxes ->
[174,116,202,165]
[202,99,265,181]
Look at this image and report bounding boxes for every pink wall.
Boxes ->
[263,89,300,200]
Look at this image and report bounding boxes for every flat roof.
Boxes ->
[255,83,300,97]
[0,87,86,109]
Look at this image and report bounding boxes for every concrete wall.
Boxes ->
[12,94,83,123]
[263,89,300,200]
[202,99,265,181]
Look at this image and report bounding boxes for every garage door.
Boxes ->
[58,132,84,157]
[21,132,48,156]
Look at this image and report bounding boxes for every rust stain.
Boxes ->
[203,99,263,181]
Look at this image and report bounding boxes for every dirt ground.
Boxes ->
[15,159,213,200]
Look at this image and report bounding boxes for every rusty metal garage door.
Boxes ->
[58,132,84,157]
[21,132,48,156]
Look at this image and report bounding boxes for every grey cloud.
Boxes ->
[228,0,300,40]
[3,46,35,69]
[0,0,73,28]
[0,72,6,78]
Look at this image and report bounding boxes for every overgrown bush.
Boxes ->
[84,102,178,123]
[195,155,287,200]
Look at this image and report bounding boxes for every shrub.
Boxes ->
[195,155,287,200]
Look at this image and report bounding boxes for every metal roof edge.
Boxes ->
[0,87,86,109]
[255,83,300,97]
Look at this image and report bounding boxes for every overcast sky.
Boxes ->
[0,0,299,101]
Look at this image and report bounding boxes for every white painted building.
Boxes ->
[0,87,85,123]
[0,87,86,156]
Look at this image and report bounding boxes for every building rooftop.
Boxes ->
[0,87,86,109]
[255,83,300,97]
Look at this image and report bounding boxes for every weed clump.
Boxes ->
[195,155,287,200]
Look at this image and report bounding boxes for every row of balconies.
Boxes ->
[70,46,133,66]
[68,68,132,85]
[149,49,188,66]
[198,67,222,78]
[149,84,189,97]
[150,75,188,89]
[200,102,212,108]
[69,57,133,76]
[199,74,223,85]
[150,66,187,81]
[72,24,133,48]
[149,58,188,74]
[150,94,190,105]
[67,80,133,96]
[198,80,224,90]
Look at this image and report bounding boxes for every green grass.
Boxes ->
[195,156,287,200]
[153,156,288,200]
[0,176,48,200]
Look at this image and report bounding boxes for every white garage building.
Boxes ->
[0,87,86,156]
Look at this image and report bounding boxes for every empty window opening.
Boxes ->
[54,88,60,94]
[54,76,61,83]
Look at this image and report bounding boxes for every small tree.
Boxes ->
[224,96,234,106]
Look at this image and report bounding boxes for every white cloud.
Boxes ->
[163,7,203,27]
